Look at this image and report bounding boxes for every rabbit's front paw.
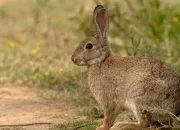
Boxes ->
[96,125,109,130]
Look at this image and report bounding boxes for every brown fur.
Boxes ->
[71,5,180,130]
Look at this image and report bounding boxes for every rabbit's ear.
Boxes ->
[93,5,109,38]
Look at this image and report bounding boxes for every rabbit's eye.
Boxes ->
[86,43,93,49]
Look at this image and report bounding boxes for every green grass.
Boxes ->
[57,119,101,130]
[0,0,180,130]
[78,107,104,118]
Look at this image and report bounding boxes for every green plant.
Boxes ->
[78,107,104,118]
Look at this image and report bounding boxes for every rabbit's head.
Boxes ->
[72,5,112,66]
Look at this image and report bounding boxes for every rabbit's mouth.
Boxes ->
[71,56,87,66]
[72,51,105,66]
[72,56,101,66]
[75,60,87,66]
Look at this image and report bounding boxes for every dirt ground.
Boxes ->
[0,83,81,130]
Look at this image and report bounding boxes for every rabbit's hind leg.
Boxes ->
[110,100,148,130]
[127,99,175,126]
[110,100,173,130]
[140,108,175,126]
[110,108,175,130]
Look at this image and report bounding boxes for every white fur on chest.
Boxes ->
[88,73,105,106]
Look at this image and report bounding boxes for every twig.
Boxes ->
[0,122,52,127]
[161,109,180,122]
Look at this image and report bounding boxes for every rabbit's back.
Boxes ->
[88,55,180,114]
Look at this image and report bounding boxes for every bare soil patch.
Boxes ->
[0,84,81,130]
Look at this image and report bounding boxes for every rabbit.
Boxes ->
[71,5,180,130]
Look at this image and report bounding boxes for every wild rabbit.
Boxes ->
[71,5,180,130]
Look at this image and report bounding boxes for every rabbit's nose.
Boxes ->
[71,57,76,63]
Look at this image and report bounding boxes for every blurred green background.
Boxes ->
[0,0,180,129]
[0,0,179,88]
